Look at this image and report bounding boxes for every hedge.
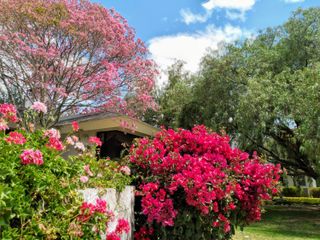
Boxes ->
[282,187,320,198]
[272,197,320,205]
[309,187,320,198]
[282,187,301,197]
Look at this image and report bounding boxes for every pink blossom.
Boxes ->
[5,132,26,145]
[72,121,79,132]
[75,142,85,151]
[0,0,158,127]
[44,128,61,139]
[77,202,95,222]
[88,136,102,146]
[94,198,107,214]
[0,118,8,131]
[130,125,282,231]
[115,218,130,234]
[20,149,43,165]
[0,104,18,123]
[66,136,75,145]
[119,166,131,176]
[84,165,94,176]
[31,101,47,114]
[72,135,79,142]
[46,137,64,151]
[80,176,89,183]
[106,232,120,240]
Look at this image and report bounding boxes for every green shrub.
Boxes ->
[309,187,320,198]
[273,197,320,205]
[0,104,131,239]
[282,187,301,197]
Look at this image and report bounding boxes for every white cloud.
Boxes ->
[148,25,250,86]
[180,0,256,25]
[202,0,256,11]
[284,0,305,3]
[226,10,246,21]
[180,8,212,25]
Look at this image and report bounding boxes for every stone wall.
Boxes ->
[78,186,135,240]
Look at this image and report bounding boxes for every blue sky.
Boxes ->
[94,0,320,85]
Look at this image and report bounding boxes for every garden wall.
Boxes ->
[78,186,135,240]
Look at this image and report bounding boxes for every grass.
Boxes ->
[233,205,320,240]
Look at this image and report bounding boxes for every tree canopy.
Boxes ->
[0,0,156,127]
[155,8,320,180]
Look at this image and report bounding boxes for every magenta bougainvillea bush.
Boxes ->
[0,103,131,239]
[129,126,282,240]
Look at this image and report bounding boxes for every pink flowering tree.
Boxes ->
[129,126,282,240]
[0,0,157,128]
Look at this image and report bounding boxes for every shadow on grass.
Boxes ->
[243,205,320,239]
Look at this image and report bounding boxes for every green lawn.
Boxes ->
[233,205,320,240]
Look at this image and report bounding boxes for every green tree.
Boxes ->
[144,61,193,129]
[180,8,320,179]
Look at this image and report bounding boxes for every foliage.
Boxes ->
[143,61,194,129]
[273,197,320,205]
[0,0,156,128]
[282,187,301,197]
[129,126,281,240]
[69,153,131,191]
[154,7,320,179]
[309,187,320,198]
[0,103,131,239]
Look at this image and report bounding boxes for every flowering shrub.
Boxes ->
[129,126,282,240]
[0,103,131,239]
[69,198,130,239]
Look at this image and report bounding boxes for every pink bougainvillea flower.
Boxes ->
[129,125,282,232]
[88,136,102,146]
[20,149,43,165]
[77,202,95,222]
[106,232,121,240]
[115,218,130,234]
[5,132,26,145]
[134,226,153,240]
[31,101,47,114]
[77,198,108,224]
[119,166,131,176]
[80,176,89,183]
[94,198,107,214]
[72,121,79,132]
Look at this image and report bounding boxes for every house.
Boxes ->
[56,112,158,159]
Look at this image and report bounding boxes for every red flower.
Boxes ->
[88,136,102,146]
[94,198,107,214]
[106,232,120,240]
[20,149,43,165]
[77,202,95,222]
[5,132,26,145]
[46,137,64,151]
[0,103,18,123]
[72,121,80,132]
[116,218,130,234]
[129,125,282,234]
